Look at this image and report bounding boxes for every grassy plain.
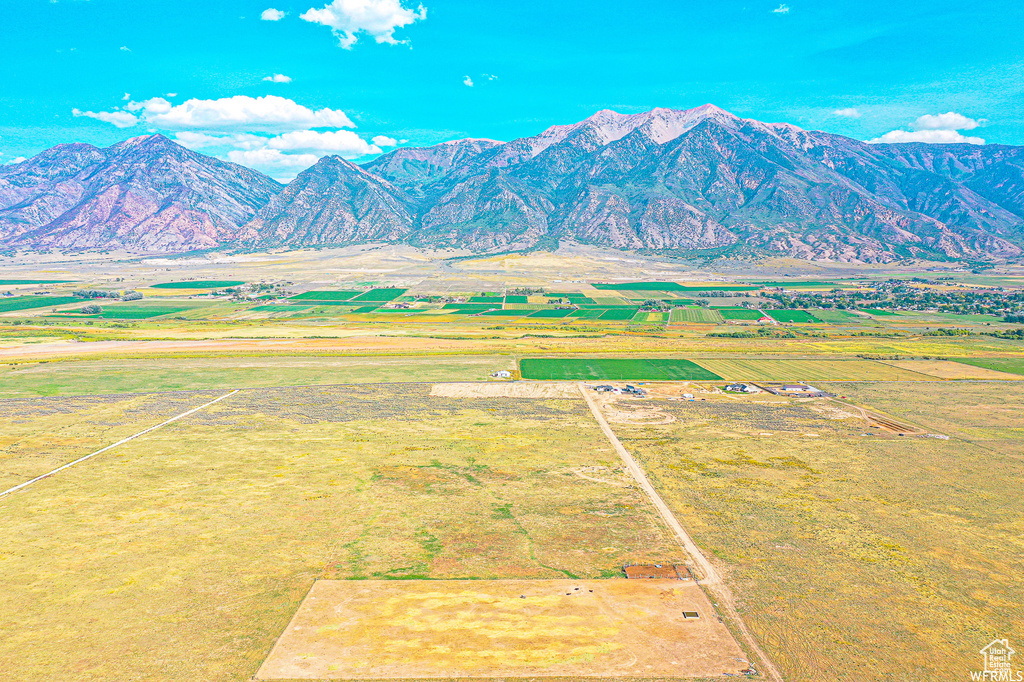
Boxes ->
[0,384,682,682]
[606,384,1024,681]
[691,357,935,381]
[0,355,515,397]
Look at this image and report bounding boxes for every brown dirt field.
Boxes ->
[256,579,749,680]
[429,382,580,398]
[882,359,1024,380]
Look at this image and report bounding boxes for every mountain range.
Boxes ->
[2,104,1023,262]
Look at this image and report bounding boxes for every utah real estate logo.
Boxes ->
[973,640,1022,681]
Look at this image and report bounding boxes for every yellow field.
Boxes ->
[258,579,747,679]
[603,384,1024,681]
[0,384,682,682]
[691,358,936,381]
[881,358,1024,380]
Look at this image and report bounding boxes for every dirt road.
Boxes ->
[578,383,784,682]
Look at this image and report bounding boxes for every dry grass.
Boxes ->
[882,359,1024,380]
[0,384,682,682]
[257,579,747,679]
[691,358,935,381]
[605,385,1024,681]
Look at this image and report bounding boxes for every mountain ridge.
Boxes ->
[3,106,1024,262]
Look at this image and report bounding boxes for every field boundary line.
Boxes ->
[0,389,239,499]
[578,383,784,682]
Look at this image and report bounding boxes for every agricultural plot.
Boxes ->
[150,280,244,289]
[0,279,73,285]
[883,359,1024,380]
[811,309,866,324]
[567,309,605,319]
[258,579,746,679]
[289,290,361,301]
[504,295,529,303]
[468,295,503,303]
[765,309,820,323]
[480,309,524,316]
[606,385,1024,681]
[349,288,407,302]
[95,305,194,319]
[951,357,1024,376]
[528,308,575,318]
[0,384,681,682]
[599,307,640,320]
[520,357,721,381]
[670,306,724,324]
[0,356,516,397]
[714,307,765,320]
[0,295,81,313]
[691,358,933,381]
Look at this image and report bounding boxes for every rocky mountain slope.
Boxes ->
[4,107,1024,261]
[0,135,282,252]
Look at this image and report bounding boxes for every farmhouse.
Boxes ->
[491,370,512,379]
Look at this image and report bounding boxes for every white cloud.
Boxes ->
[166,92,178,98]
[125,96,173,115]
[911,111,981,131]
[772,3,790,13]
[372,135,398,147]
[72,108,138,128]
[261,7,286,20]
[868,110,986,145]
[300,0,427,49]
[4,156,27,165]
[122,92,131,101]
[833,108,861,118]
[119,45,131,52]
[227,149,320,180]
[463,75,474,87]
[140,95,354,132]
[263,73,293,83]
[868,129,985,145]
[174,131,268,151]
[484,73,498,81]
[266,129,381,155]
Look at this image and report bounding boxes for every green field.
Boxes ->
[289,290,361,301]
[863,308,898,316]
[90,306,194,319]
[0,279,74,285]
[951,357,1024,376]
[766,310,821,323]
[0,295,82,313]
[598,307,640,320]
[503,295,528,303]
[528,308,575,318]
[519,357,722,380]
[812,310,866,324]
[150,281,244,289]
[670,306,725,324]
[480,309,524,316]
[468,295,502,303]
[567,309,606,319]
[714,307,766,320]
[349,288,407,302]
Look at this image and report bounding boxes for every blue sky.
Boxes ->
[1,0,1022,179]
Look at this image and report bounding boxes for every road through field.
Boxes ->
[0,389,239,499]
[578,383,784,682]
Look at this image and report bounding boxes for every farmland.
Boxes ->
[690,358,934,381]
[150,280,244,289]
[0,383,682,682]
[670,306,725,324]
[520,357,721,381]
[714,307,765,320]
[603,382,1024,681]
